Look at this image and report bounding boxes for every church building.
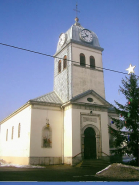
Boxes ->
[0,17,116,166]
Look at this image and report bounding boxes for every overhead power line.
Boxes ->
[0,42,138,77]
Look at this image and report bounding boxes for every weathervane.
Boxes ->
[126,64,136,75]
[73,3,80,19]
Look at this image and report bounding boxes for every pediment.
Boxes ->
[70,90,111,107]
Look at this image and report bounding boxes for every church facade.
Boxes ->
[0,18,116,166]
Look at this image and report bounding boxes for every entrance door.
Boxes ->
[84,127,96,159]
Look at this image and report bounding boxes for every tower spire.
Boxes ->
[73,3,80,24]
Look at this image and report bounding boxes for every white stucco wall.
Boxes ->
[63,106,72,157]
[72,108,81,157]
[100,111,110,156]
[71,43,105,99]
[72,43,103,68]
[30,105,62,158]
[0,105,31,164]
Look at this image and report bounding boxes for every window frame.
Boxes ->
[58,60,61,73]
[18,123,21,138]
[11,126,14,140]
[6,129,8,141]
[63,55,67,69]
[80,53,86,67]
[90,56,95,69]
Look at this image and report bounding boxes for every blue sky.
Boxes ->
[0,0,138,121]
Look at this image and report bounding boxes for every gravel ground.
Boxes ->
[95,163,139,180]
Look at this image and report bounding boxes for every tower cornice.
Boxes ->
[54,39,104,57]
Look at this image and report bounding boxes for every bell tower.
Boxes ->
[53,17,105,103]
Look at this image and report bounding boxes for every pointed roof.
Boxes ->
[55,20,104,54]
[70,90,111,105]
[29,91,63,104]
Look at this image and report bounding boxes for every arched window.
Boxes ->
[63,55,67,69]
[42,126,52,148]
[80,53,85,66]
[90,56,95,68]
[58,60,61,73]
[6,129,8,141]
[11,126,14,139]
[18,123,21,138]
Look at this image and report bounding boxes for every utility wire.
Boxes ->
[0,42,139,77]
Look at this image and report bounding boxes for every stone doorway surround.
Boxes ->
[80,113,102,159]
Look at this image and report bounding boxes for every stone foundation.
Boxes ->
[29,157,62,165]
[64,157,72,165]
[64,156,82,166]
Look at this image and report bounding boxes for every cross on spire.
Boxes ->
[73,3,80,18]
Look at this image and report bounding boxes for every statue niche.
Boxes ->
[42,126,52,148]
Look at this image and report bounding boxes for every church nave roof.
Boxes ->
[30,91,63,105]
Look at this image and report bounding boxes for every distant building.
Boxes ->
[0,17,116,166]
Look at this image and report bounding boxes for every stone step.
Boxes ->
[80,159,111,168]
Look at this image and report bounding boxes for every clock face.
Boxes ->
[58,33,66,47]
[80,29,93,43]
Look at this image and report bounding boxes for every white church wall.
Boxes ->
[0,106,31,165]
[72,65,105,99]
[63,105,72,164]
[100,111,110,158]
[29,105,63,165]
[71,108,82,165]
[72,108,81,156]
[71,43,105,99]
[72,43,103,68]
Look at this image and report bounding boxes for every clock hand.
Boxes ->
[82,34,88,38]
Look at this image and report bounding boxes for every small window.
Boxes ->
[87,97,93,102]
[90,56,95,68]
[58,60,61,73]
[6,129,8,141]
[18,123,21,138]
[63,55,67,69]
[80,53,85,66]
[11,126,14,140]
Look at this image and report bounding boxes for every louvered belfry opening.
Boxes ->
[80,53,85,66]
[90,56,95,68]
[63,55,67,69]
[58,60,61,73]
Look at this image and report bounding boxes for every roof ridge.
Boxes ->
[30,91,63,104]
[70,89,111,105]
[31,91,54,101]
[53,91,63,103]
